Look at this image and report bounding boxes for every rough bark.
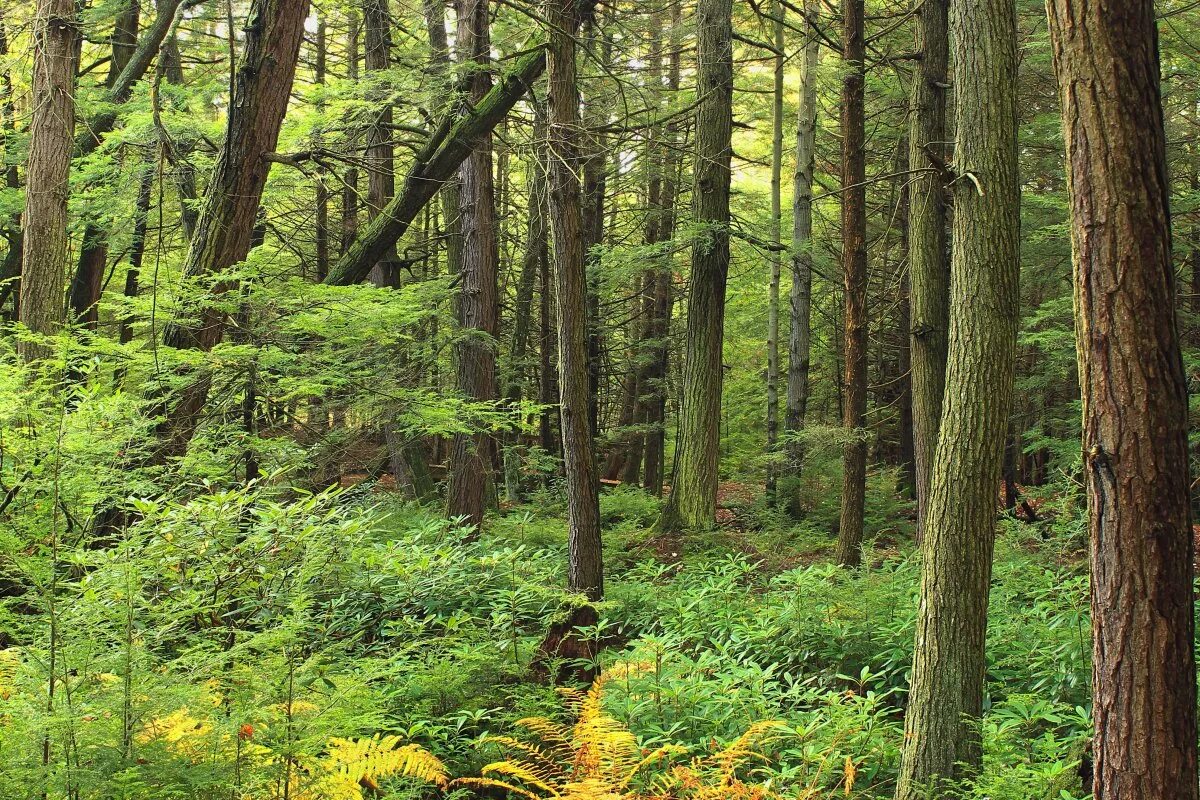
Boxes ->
[894,0,1020,793]
[314,17,329,281]
[18,0,80,361]
[834,0,868,567]
[446,0,499,530]
[156,0,310,452]
[0,10,24,316]
[765,0,784,503]
[363,0,398,287]
[341,9,360,256]
[546,0,602,599]
[908,0,949,542]
[1047,2,1199,798]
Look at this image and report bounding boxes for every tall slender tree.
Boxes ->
[834,0,868,566]
[658,0,733,531]
[19,0,80,362]
[1047,2,1199,797]
[447,0,500,529]
[908,0,949,541]
[545,0,602,600]
[894,0,1020,794]
[765,0,784,502]
[784,0,819,503]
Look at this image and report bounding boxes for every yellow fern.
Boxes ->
[451,661,786,800]
[299,733,448,800]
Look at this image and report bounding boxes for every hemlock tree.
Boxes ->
[545,0,602,601]
[447,0,501,530]
[783,0,819,505]
[1047,1,1199,796]
[19,0,80,362]
[894,0,1020,794]
[907,0,949,541]
[834,0,868,567]
[658,0,733,532]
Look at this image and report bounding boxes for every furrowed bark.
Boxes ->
[1048,2,1199,797]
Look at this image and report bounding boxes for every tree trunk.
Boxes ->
[894,0,1020,793]
[118,163,154,349]
[19,0,80,362]
[658,0,732,532]
[1047,2,1199,797]
[834,0,868,567]
[446,0,500,531]
[546,0,602,599]
[156,0,310,453]
[908,0,949,543]
[643,0,681,498]
[765,0,784,503]
[341,8,360,256]
[364,0,398,288]
[0,9,22,318]
[314,17,329,281]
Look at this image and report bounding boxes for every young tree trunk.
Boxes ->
[363,0,398,287]
[19,0,80,362]
[156,0,310,452]
[643,0,682,498]
[546,0,602,599]
[159,34,199,241]
[765,0,784,503]
[118,162,154,349]
[658,0,733,531]
[314,16,329,281]
[446,0,500,530]
[1047,3,1199,797]
[894,0,1020,793]
[0,10,24,317]
[341,9,360,256]
[908,0,949,542]
[834,0,868,566]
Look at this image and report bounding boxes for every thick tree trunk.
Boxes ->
[765,0,784,503]
[156,0,310,452]
[546,0,602,599]
[658,0,732,532]
[834,0,868,567]
[1047,3,1199,798]
[894,0,1020,793]
[908,0,949,543]
[18,0,80,361]
[446,0,499,530]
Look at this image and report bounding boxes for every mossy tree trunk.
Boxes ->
[1048,2,1199,797]
[658,0,732,532]
[546,0,602,600]
[18,0,80,362]
[894,0,1020,794]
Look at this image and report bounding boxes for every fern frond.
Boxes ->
[483,735,566,776]
[481,758,562,796]
[451,776,545,800]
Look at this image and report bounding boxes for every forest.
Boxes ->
[0,0,1194,797]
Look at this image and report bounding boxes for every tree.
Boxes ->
[19,0,80,362]
[364,0,397,287]
[1047,2,1199,797]
[658,0,733,532]
[446,0,500,530]
[894,0,1020,794]
[156,0,311,452]
[545,0,602,600]
[764,0,784,503]
[907,0,949,541]
[834,0,868,567]
[784,0,819,503]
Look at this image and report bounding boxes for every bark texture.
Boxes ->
[834,0,868,566]
[908,0,949,542]
[894,0,1020,794]
[1047,2,1199,798]
[19,0,80,361]
[446,0,499,530]
[658,0,732,531]
[546,0,602,599]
